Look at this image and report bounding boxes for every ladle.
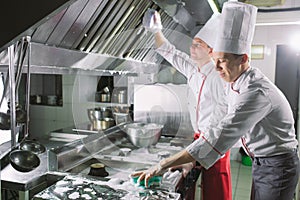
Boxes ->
[8,37,45,172]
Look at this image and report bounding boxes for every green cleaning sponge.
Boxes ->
[131,176,162,187]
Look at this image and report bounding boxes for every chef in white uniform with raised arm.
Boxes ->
[142,10,232,200]
[132,2,299,200]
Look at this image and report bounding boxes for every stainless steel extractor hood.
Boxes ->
[0,0,215,74]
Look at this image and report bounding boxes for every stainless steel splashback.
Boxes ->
[133,84,194,138]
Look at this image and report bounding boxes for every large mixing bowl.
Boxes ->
[125,123,164,148]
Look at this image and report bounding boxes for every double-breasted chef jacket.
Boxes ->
[156,41,226,134]
[186,66,298,169]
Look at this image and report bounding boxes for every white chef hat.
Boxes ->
[214,1,258,55]
[194,13,221,48]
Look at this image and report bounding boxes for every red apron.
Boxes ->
[189,71,232,200]
[194,133,232,200]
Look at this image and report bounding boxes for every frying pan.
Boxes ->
[9,150,40,172]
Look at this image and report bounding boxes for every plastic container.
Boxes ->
[241,155,252,166]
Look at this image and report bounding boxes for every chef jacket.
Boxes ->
[156,41,226,133]
[186,66,298,169]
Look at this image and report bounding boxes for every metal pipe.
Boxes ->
[25,36,31,138]
[8,44,16,148]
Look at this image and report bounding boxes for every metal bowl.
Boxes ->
[125,123,163,148]
[20,140,46,154]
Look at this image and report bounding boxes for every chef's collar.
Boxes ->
[198,60,215,76]
[230,66,252,93]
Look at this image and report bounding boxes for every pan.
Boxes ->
[9,150,40,172]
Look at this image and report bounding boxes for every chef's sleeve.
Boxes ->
[186,88,272,169]
[156,41,196,77]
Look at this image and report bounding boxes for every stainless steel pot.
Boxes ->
[95,92,111,102]
[92,117,115,130]
[113,112,131,125]
[87,107,113,123]
[117,90,127,104]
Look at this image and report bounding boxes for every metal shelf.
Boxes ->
[87,101,130,107]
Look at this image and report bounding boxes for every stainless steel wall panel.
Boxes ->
[133,84,194,138]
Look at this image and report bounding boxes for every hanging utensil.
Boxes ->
[9,36,45,172]
[13,38,27,124]
[0,56,13,130]
[0,38,27,130]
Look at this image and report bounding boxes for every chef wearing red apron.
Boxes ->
[143,10,232,200]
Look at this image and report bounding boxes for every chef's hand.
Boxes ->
[142,9,162,33]
[131,163,163,188]
[169,162,195,177]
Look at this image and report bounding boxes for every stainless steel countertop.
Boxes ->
[1,151,48,191]
[0,140,67,191]
[0,124,193,193]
